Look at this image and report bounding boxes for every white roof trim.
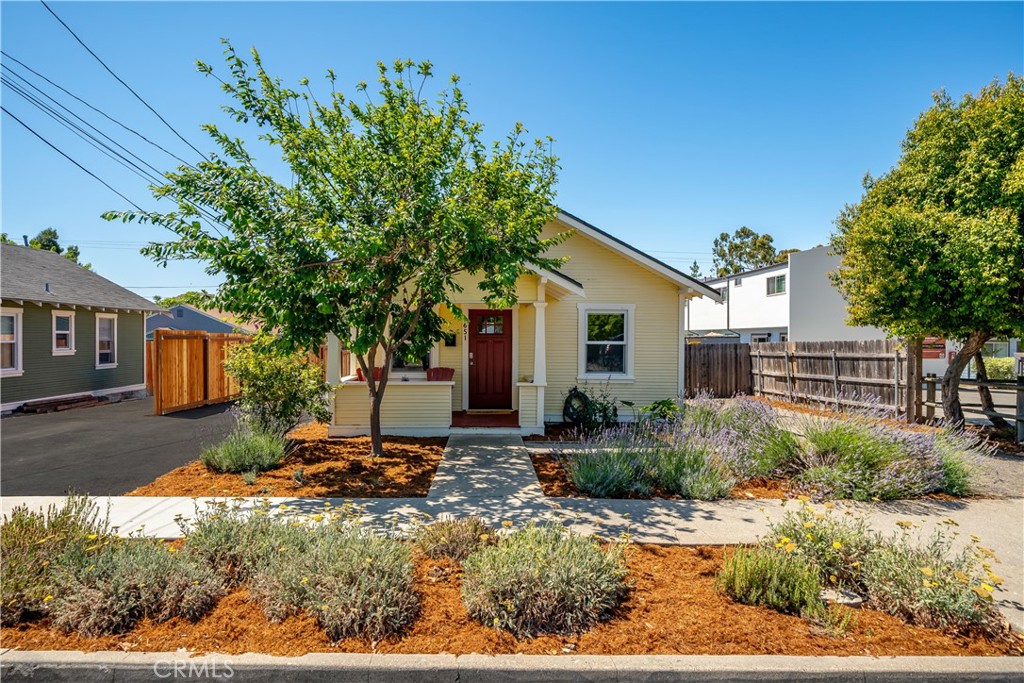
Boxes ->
[526,265,586,299]
[556,211,722,301]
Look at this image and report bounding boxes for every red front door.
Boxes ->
[468,310,512,410]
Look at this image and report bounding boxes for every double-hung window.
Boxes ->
[578,303,634,381]
[52,311,75,355]
[766,274,786,296]
[96,313,117,368]
[1,307,23,376]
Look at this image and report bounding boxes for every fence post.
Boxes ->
[153,329,162,416]
[830,349,840,411]
[1016,375,1023,444]
[893,349,901,419]
[925,374,936,423]
[784,347,793,402]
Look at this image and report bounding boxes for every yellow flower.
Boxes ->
[501,521,513,528]
[43,595,54,602]
[954,571,971,583]
[797,495,811,503]
[829,575,837,583]
[832,542,842,550]
[784,542,797,553]
[803,522,815,529]
[972,586,993,600]
[896,520,913,529]
[301,577,309,584]
[920,567,934,577]
[823,502,835,510]
[986,572,1004,586]
[922,580,936,589]
[981,582,995,593]
[87,534,98,540]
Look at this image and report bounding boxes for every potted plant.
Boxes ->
[427,367,455,381]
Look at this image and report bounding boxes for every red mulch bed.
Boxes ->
[126,423,445,497]
[531,451,790,500]
[2,545,1017,656]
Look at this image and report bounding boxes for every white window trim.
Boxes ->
[389,344,440,380]
[1,307,24,377]
[766,274,787,296]
[577,302,635,383]
[51,310,76,356]
[95,312,118,369]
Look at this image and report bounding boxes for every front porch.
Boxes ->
[327,379,545,437]
[327,270,579,438]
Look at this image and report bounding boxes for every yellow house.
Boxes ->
[325,211,721,436]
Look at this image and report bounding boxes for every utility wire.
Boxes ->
[39,0,209,162]
[0,61,229,235]
[1,72,228,234]
[1,50,198,169]
[1,105,144,211]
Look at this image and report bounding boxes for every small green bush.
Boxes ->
[200,428,287,474]
[980,356,1016,380]
[416,517,495,562]
[654,444,735,501]
[0,495,108,625]
[861,527,1003,634]
[223,338,332,437]
[751,429,801,477]
[561,431,653,498]
[248,524,418,641]
[765,504,877,590]
[50,538,224,637]
[182,502,311,584]
[716,546,822,616]
[461,523,629,637]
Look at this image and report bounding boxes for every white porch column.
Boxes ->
[532,279,547,426]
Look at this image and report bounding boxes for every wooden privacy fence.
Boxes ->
[685,343,752,397]
[750,339,917,419]
[149,329,251,415]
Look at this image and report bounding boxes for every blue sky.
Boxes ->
[2,2,1021,298]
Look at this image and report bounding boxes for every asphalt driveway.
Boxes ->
[1,397,235,495]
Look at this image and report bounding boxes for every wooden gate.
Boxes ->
[150,329,250,415]
[685,343,752,397]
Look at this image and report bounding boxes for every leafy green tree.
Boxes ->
[688,260,703,279]
[831,75,1024,425]
[104,45,563,455]
[712,227,792,276]
[155,290,210,309]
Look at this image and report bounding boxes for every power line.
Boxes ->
[2,105,144,211]
[39,0,209,163]
[0,50,197,169]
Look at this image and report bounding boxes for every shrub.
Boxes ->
[793,415,980,500]
[461,522,629,637]
[248,524,418,641]
[861,526,1004,634]
[765,503,878,590]
[559,426,654,498]
[716,546,822,616]
[654,440,735,501]
[980,356,1016,380]
[416,517,495,562]
[0,495,108,625]
[50,538,224,637]
[200,427,287,474]
[182,502,311,584]
[223,338,332,437]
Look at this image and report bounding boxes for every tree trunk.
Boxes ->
[973,351,1009,430]
[368,387,386,457]
[941,332,990,428]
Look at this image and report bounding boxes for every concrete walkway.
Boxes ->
[1,433,1022,630]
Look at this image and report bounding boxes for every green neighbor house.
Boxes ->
[1,243,164,412]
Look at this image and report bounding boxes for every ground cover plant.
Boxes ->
[200,426,288,474]
[549,395,986,501]
[737,501,1010,638]
[460,522,630,637]
[415,516,496,562]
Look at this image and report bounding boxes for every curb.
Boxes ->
[1,651,1022,682]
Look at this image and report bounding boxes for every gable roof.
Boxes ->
[700,260,788,285]
[173,304,260,334]
[0,243,163,312]
[556,210,721,301]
